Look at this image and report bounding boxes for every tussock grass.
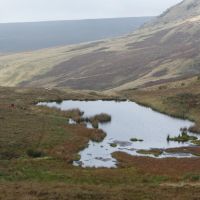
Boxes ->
[167,130,197,143]
[74,113,112,129]
[27,149,44,158]
[86,113,111,129]
[130,138,144,142]
[137,149,163,157]
[91,113,111,123]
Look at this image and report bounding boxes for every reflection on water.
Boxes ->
[38,100,196,168]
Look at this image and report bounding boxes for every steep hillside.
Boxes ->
[152,0,200,24]
[0,0,200,90]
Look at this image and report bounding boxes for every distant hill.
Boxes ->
[0,17,153,53]
[1,0,200,90]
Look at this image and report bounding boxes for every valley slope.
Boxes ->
[0,17,152,53]
[0,0,200,90]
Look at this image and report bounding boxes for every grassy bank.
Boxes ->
[1,86,200,199]
[119,76,200,132]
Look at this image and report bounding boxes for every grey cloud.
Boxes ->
[0,0,182,23]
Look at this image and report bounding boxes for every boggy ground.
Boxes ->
[1,85,200,199]
[119,76,200,132]
[114,76,200,174]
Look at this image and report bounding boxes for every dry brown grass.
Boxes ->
[113,152,200,177]
[1,182,200,200]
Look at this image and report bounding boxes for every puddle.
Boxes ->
[38,100,196,168]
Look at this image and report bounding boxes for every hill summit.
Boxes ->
[155,0,200,23]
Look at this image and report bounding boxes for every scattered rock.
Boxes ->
[130,138,144,142]
[95,157,112,162]
[74,161,83,166]
[110,143,117,148]
[113,140,132,147]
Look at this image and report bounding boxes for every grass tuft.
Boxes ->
[110,143,117,148]
[130,138,144,142]
[167,130,197,143]
[137,149,163,157]
[27,149,44,158]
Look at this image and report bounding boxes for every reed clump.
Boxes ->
[84,113,112,129]
[167,128,197,143]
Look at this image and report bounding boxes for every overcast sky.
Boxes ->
[0,0,182,23]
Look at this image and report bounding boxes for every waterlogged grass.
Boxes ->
[137,149,163,157]
[66,108,84,119]
[90,113,111,123]
[192,140,200,145]
[164,146,200,157]
[110,143,117,148]
[90,119,99,129]
[63,110,111,129]
[167,131,197,143]
[84,113,112,129]
[130,138,144,142]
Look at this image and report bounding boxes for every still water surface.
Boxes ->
[38,100,196,168]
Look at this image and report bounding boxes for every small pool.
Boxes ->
[38,100,196,168]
